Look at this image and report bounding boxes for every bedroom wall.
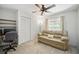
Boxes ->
[0,8,17,20]
[49,10,78,47]
[31,15,40,40]
[0,8,17,28]
[31,15,45,40]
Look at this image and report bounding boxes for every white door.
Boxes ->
[20,16,31,43]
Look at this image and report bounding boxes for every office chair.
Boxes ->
[0,31,18,54]
[3,31,18,53]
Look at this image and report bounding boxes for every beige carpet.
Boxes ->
[8,40,78,54]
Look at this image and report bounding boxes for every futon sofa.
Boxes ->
[38,31,69,51]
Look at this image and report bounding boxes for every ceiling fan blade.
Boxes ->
[35,4,40,8]
[45,4,56,10]
[45,11,51,13]
[41,4,45,11]
[42,4,44,8]
[41,11,44,15]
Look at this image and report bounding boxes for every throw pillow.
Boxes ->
[53,35,61,38]
[48,34,54,38]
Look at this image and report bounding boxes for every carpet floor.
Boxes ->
[8,40,78,54]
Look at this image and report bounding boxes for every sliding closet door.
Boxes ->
[20,16,31,43]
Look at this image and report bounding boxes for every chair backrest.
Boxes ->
[4,28,16,35]
[5,31,18,41]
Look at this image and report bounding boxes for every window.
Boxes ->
[47,16,63,32]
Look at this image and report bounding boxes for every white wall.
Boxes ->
[0,8,17,20]
[77,8,79,49]
[50,10,78,47]
[31,15,46,40]
[31,15,40,40]
[17,10,31,45]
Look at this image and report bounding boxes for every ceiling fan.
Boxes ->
[32,4,56,15]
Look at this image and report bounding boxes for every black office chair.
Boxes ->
[3,31,18,54]
[0,31,18,54]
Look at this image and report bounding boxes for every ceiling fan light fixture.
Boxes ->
[34,4,56,15]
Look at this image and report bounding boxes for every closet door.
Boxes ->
[20,16,31,43]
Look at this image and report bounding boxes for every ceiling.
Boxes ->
[0,4,34,16]
[0,4,78,16]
